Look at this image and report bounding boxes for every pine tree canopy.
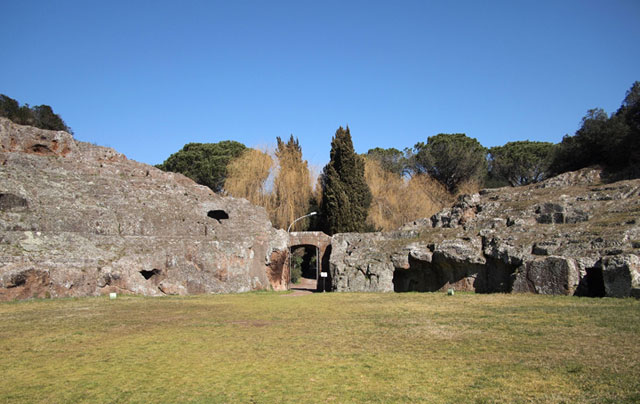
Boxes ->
[155,141,247,192]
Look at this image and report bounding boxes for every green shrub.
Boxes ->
[0,94,72,134]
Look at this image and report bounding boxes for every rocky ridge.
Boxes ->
[2,117,639,300]
[0,118,289,300]
[330,168,640,297]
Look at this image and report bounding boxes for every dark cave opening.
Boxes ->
[207,209,229,222]
[576,267,606,297]
[392,256,444,292]
[140,269,161,280]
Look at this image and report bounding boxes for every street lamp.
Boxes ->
[287,211,317,233]
[287,211,317,288]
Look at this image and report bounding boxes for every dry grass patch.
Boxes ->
[1,293,639,403]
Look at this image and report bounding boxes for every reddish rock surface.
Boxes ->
[0,118,289,300]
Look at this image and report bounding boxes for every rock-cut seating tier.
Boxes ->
[330,168,640,297]
[0,118,289,301]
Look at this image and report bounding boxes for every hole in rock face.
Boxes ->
[7,273,27,288]
[576,267,605,297]
[207,210,229,222]
[392,256,444,292]
[0,193,28,211]
[29,144,54,155]
[140,269,161,280]
[585,267,605,297]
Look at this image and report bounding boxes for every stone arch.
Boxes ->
[288,232,332,291]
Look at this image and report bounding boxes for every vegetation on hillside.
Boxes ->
[364,158,451,231]
[158,80,640,231]
[155,141,247,192]
[0,94,72,133]
[551,81,640,180]
[410,133,488,193]
[488,140,555,186]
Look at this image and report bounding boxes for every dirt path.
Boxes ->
[282,277,317,297]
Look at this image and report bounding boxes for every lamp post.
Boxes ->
[287,211,317,233]
[287,211,317,288]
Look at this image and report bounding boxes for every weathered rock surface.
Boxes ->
[331,168,640,297]
[3,117,639,300]
[0,118,289,300]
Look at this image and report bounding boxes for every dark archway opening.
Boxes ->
[140,269,161,280]
[207,210,229,222]
[575,267,606,297]
[290,245,321,292]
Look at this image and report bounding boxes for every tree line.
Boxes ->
[5,79,636,235]
[157,81,639,234]
[0,94,72,134]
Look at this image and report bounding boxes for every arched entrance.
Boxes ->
[288,232,332,292]
[290,244,321,291]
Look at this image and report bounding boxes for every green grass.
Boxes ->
[1,292,639,403]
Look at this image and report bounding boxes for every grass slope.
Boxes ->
[1,292,639,403]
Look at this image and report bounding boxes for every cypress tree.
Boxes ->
[320,126,372,234]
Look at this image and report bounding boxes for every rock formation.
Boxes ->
[2,117,639,300]
[330,168,640,297]
[0,118,289,300]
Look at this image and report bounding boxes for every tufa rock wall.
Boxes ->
[2,117,638,300]
[330,168,640,297]
[0,118,289,300]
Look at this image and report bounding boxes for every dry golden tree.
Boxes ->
[224,136,314,230]
[272,135,313,230]
[364,158,452,231]
[224,148,274,209]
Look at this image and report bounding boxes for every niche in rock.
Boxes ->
[140,269,161,280]
[29,144,54,155]
[0,193,28,211]
[575,267,605,297]
[392,256,447,292]
[208,210,229,222]
[392,254,512,293]
[477,257,517,293]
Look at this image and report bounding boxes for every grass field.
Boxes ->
[1,292,639,403]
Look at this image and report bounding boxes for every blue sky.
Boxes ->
[2,0,639,169]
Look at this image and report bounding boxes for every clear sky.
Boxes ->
[2,0,639,169]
